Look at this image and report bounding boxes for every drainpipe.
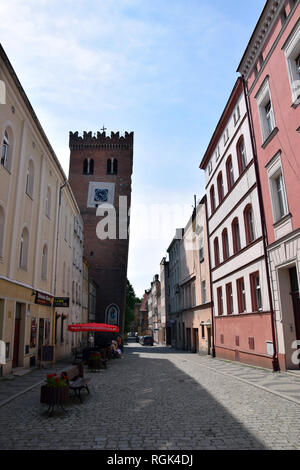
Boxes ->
[204,195,215,358]
[52,181,67,347]
[242,76,279,372]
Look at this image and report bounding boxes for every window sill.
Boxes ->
[262,127,279,149]
[273,212,292,228]
[291,98,300,109]
[0,163,11,175]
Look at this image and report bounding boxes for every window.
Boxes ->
[217,172,224,204]
[226,156,234,190]
[199,237,204,262]
[217,287,223,316]
[214,237,220,267]
[223,128,229,145]
[256,79,276,142]
[237,277,246,313]
[201,281,206,304]
[25,160,34,198]
[265,101,274,136]
[232,217,241,254]
[1,129,13,171]
[237,136,247,174]
[269,169,289,222]
[210,185,216,214]
[234,105,241,126]
[0,206,4,258]
[215,146,220,161]
[83,158,94,175]
[19,227,29,270]
[208,161,213,176]
[284,21,300,105]
[41,244,48,280]
[222,228,230,261]
[244,204,255,244]
[107,158,118,175]
[250,271,262,312]
[226,283,233,315]
[45,186,51,218]
[280,7,287,27]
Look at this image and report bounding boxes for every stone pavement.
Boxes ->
[0,343,300,450]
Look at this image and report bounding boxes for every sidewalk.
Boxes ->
[0,356,74,408]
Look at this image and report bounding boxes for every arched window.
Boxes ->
[19,227,29,270]
[1,128,13,171]
[113,159,118,175]
[237,136,247,175]
[214,237,220,267]
[45,186,51,218]
[222,228,230,261]
[217,171,224,204]
[0,206,5,257]
[210,185,216,214]
[83,158,94,175]
[232,217,241,254]
[226,155,234,191]
[244,204,255,245]
[83,159,88,174]
[107,158,118,175]
[41,244,48,280]
[25,160,34,198]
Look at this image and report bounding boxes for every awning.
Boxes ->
[68,323,119,333]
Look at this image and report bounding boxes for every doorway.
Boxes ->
[290,267,300,369]
[192,328,199,353]
[38,318,45,360]
[12,303,22,368]
[186,328,191,351]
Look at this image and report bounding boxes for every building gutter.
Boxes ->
[203,195,215,358]
[242,76,279,372]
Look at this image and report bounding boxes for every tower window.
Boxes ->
[83,158,94,175]
[107,158,118,175]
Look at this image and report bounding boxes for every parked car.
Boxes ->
[140,335,154,346]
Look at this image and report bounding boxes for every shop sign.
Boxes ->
[35,292,52,306]
[53,297,70,308]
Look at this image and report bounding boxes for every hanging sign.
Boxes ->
[53,297,70,308]
[35,292,52,306]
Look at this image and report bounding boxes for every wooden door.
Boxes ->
[12,303,22,368]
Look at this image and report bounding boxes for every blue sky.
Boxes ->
[0,0,266,298]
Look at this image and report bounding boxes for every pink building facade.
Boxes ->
[200,78,278,370]
[238,0,300,370]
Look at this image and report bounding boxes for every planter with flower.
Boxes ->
[88,352,102,371]
[40,372,69,407]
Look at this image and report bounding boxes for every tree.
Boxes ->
[124,280,141,333]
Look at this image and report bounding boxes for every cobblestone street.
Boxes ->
[1,342,300,450]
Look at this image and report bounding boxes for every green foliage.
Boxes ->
[124,280,141,333]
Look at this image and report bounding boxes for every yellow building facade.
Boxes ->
[0,44,83,375]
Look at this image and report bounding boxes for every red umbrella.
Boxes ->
[68,323,119,333]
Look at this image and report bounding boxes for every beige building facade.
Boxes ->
[0,44,83,375]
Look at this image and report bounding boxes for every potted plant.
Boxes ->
[40,372,69,406]
[88,352,102,371]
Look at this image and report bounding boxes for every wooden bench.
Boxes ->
[61,363,91,403]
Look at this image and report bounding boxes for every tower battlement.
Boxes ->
[69,130,134,150]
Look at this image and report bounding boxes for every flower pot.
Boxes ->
[40,385,69,404]
[88,358,102,371]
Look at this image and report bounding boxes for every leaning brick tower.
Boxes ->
[68,130,134,333]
